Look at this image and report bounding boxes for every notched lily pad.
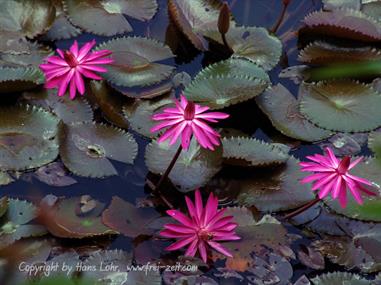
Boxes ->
[184,58,269,109]
[299,80,381,132]
[323,0,361,10]
[0,198,47,249]
[203,26,282,70]
[0,172,14,186]
[64,0,158,36]
[60,122,138,178]
[102,196,161,238]
[0,0,56,38]
[40,195,116,238]
[96,36,175,87]
[222,137,290,167]
[256,84,332,142]
[145,138,223,192]
[302,9,381,42]
[0,67,44,93]
[34,162,77,187]
[0,104,59,171]
[311,272,370,285]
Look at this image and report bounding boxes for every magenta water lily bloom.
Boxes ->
[40,40,113,100]
[300,148,376,208]
[160,190,240,262]
[151,95,229,150]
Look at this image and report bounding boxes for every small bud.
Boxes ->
[218,2,230,35]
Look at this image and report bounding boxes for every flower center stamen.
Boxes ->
[64,51,79,68]
[337,156,350,175]
[198,229,214,241]
[184,101,196,120]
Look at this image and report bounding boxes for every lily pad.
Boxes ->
[299,81,381,132]
[64,0,158,36]
[256,84,332,142]
[237,157,315,212]
[102,196,161,238]
[0,44,53,68]
[323,0,361,10]
[40,195,116,239]
[325,158,381,222]
[96,37,175,87]
[222,137,290,167]
[0,105,59,171]
[368,131,381,159]
[34,162,77,187]
[60,122,138,178]
[0,198,47,249]
[302,9,381,42]
[184,58,269,109]
[298,41,381,65]
[168,0,233,51]
[311,272,369,285]
[0,0,56,38]
[123,94,174,138]
[145,138,223,192]
[0,67,44,93]
[0,172,14,186]
[203,26,282,70]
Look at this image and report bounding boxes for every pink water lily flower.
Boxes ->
[151,95,229,150]
[40,40,113,100]
[160,189,240,262]
[300,147,376,208]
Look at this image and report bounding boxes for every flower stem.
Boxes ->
[270,0,290,34]
[283,197,321,220]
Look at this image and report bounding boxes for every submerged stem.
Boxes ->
[270,0,290,34]
[283,197,321,220]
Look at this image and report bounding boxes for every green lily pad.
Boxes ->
[222,137,290,167]
[184,58,269,109]
[299,81,381,132]
[325,158,381,222]
[256,84,332,142]
[40,195,116,239]
[0,105,59,171]
[368,131,381,158]
[203,26,282,70]
[123,94,174,138]
[0,43,53,68]
[362,0,381,21]
[237,157,315,212]
[60,122,138,178]
[323,0,361,10]
[0,198,47,249]
[168,0,233,51]
[298,41,381,65]
[311,272,370,285]
[64,0,158,36]
[145,138,223,192]
[0,67,44,93]
[0,172,14,186]
[302,8,381,42]
[0,0,56,38]
[96,36,175,87]
[89,81,129,129]
[102,196,161,238]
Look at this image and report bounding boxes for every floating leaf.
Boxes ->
[0,199,47,249]
[203,26,282,70]
[299,81,381,132]
[0,0,56,38]
[325,158,381,222]
[102,196,161,238]
[23,90,94,124]
[0,31,32,54]
[0,67,44,93]
[320,133,367,157]
[362,0,381,21]
[368,131,381,159]
[298,41,381,65]
[184,58,269,109]
[0,105,59,171]
[311,272,370,285]
[168,0,232,51]
[60,122,138,178]
[0,43,53,68]
[237,157,315,212]
[0,172,14,186]
[145,138,223,192]
[123,94,177,138]
[222,137,289,167]
[40,196,116,238]
[256,84,332,142]
[302,9,381,42]
[64,0,158,36]
[323,0,361,10]
[34,162,77,187]
[96,37,175,87]
[89,81,129,129]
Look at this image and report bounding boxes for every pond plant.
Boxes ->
[0,0,381,284]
